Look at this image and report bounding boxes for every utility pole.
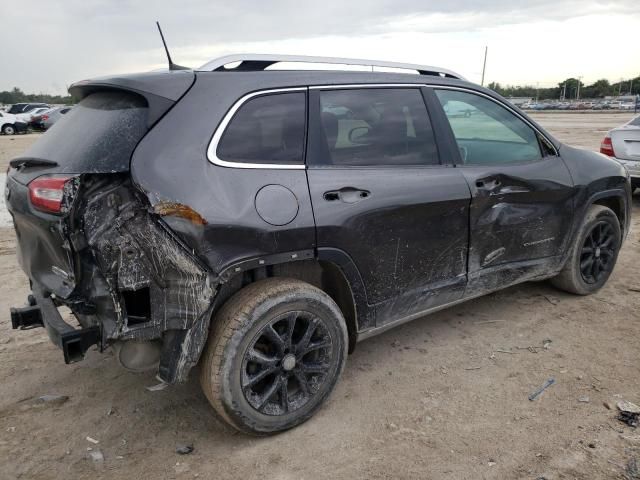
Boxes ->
[536,82,539,103]
[562,81,567,101]
[619,78,623,97]
[576,76,583,101]
[481,46,488,86]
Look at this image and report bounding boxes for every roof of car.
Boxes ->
[69,55,474,101]
[196,54,465,80]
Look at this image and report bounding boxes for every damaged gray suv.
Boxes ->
[7,55,631,435]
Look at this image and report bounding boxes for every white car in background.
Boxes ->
[0,111,28,135]
[618,102,636,111]
[601,115,640,190]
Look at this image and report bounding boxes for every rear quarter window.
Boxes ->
[21,91,148,173]
[216,92,306,165]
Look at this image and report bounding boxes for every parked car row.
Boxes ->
[7,102,50,114]
[0,103,73,135]
[521,100,639,111]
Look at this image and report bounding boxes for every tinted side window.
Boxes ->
[217,92,306,165]
[435,89,542,165]
[317,88,438,166]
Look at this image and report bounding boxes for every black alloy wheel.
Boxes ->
[241,311,333,416]
[579,221,616,284]
[200,277,348,435]
[551,205,621,295]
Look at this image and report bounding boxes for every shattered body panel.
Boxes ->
[80,178,215,382]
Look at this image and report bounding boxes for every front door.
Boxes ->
[306,86,471,326]
[432,88,575,293]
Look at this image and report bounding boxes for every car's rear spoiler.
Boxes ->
[69,70,196,128]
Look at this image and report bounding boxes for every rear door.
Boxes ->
[306,86,471,326]
[431,87,575,292]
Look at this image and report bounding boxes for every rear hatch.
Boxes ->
[5,71,195,298]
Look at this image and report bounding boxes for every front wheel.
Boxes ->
[551,205,621,295]
[1,124,16,135]
[200,277,348,435]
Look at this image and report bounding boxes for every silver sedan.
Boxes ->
[601,115,640,189]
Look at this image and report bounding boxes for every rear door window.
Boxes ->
[217,92,306,165]
[314,88,438,166]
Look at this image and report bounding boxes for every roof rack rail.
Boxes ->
[197,54,465,80]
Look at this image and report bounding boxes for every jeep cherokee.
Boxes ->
[6,54,631,435]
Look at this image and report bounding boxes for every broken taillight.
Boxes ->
[28,175,75,214]
[600,136,616,157]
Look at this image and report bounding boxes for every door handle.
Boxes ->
[476,179,530,196]
[495,186,531,194]
[323,187,371,203]
[475,179,501,191]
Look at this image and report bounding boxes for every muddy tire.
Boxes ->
[199,277,348,435]
[551,205,621,295]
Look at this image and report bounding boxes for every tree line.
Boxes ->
[0,87,74,106]
[487,76,640,101]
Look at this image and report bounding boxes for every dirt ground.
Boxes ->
[1,112,639,480]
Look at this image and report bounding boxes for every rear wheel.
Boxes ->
[551,205,621,295]
[2,124,16,135]
[200,277,348,435]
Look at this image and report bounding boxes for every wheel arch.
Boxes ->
[212,250,369,353]
[588,188,629,239]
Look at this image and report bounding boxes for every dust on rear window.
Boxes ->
[22,91,148,173]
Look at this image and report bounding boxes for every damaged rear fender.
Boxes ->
[78,175,217,383]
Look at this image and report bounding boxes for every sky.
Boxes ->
[0,0,638,95]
